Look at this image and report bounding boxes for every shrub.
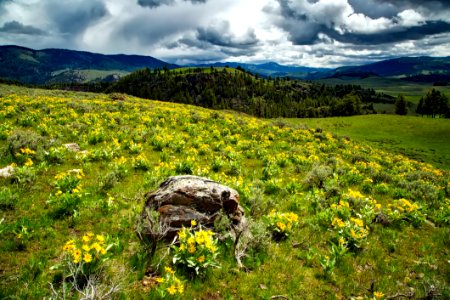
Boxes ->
[265,210,299,240]
[172,221,220,276]
[135,208,170,259]
[56,232,113,292]
[154,266,185,298]
[303,164,332,189]
[7,130,46,158]
[0,187,17,210]
[47,169,84,217]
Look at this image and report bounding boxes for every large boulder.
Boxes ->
[143,175,244,238]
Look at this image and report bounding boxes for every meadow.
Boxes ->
[284,115,450,170]
[0,84,449,299]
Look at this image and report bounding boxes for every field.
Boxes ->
[284,115,450,170]
[318,77,450,103]
[0,84,449,299]
[318,77,450,115]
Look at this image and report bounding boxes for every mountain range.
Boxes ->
[0,45,449,84]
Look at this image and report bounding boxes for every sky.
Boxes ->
[0,0,449,68]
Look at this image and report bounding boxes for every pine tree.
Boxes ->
[395,95,407,115]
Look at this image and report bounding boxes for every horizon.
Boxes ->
[1,1,450,68]
[2,44,449,70]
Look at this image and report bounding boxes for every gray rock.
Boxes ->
[0,165,14,178]
[143,175,244,238]
[64,143,80,152]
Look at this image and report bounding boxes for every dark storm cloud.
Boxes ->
[0,20,46,35]
[138,0,207,9]
[44,0,108,34]
[373,0,450,10]
[326,21,450,45]
[268,0,450,46]
[196,21,259,48]
[349,0,398,18]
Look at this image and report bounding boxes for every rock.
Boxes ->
[143,175,245,238]
[0,165,14,178]
[64,143,80,152]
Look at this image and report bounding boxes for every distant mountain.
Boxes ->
[1,45,449,85]
[193,57,450,83]
[191,61,331,79]
[328,56,450,82]
[0,45,178,84]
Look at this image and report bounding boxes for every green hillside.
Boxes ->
[0,45,178,84]
[284,115,450,170]
[0,85,449,299]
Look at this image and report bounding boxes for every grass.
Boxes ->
[0,84,449,299]
[318,77,450,104]
[283,114,450,170]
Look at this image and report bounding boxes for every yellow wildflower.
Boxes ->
[155,277,164,283]
[277,222,286,232]
[167,285,177,295]
[177,284,184,294]
[178,228,187,240]
[82,244,90,251]
[96,235,105,243]
[351,218,364,227]
[188,245,196,254]
[191,219,197,227]
[374,291,384,298]
[24,158,33,167]
[197,255,205,263]
[165,266,175,274]
[91,242,102,253]
[83,253,92,263]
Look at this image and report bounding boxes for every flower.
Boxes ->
[191,219,197,227]
[177,284,184,294]
[24,158,33,167]
[165,266,175,274]
[188,245,196,254]
[155,277,164,283]
[374,291,384,298]
[197,256,205,263]
[83,253,92,263]
[96,234,105,243]
[167,284,177,295]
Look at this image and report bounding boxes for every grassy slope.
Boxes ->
[0,84,449,299]
[317,77,450,105]
[284,115,450,170]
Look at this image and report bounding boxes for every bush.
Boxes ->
[303,164,332,189]
[172,222,220,276]
[7,130,46,158]
[0,187,17,210]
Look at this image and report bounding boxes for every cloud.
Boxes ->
[137,0,207,9]
[196,20,259,48]
[266,0,450,46]
[327,20,450,45]
[44,0,108,35]
[0,20,46,35]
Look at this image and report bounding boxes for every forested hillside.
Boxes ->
[107,68,394,118]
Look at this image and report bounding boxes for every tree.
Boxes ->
[395,95,407,115]
[416,97,424,116]
[421,89,449,118]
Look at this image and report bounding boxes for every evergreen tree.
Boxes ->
[416,97,424,116]
[395,95,407,115]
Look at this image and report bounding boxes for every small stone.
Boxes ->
[64,143,80,152]
[0,165,14,178]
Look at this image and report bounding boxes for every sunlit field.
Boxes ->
[0,85,449,299]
